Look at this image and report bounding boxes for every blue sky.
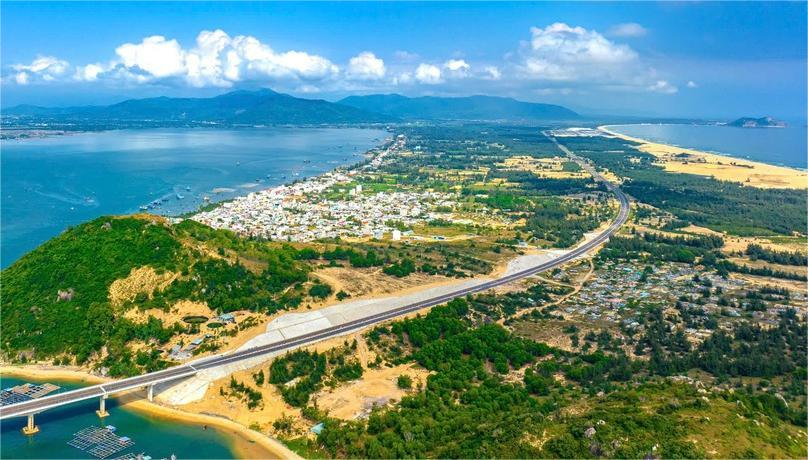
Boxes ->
[2,2,806,119]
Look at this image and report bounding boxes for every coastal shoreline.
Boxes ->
[0,365,300,460]
[599,125,808,189]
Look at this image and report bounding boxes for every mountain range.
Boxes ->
[339,94,580,121]
[4,89,579,124]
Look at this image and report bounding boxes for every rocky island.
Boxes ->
[728,116,787,128]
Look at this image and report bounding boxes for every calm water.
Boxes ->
[0,376,238,459]
[607,123,807,169]
[1,127,386,267]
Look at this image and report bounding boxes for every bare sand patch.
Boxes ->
[109,266,178,306]
[123,299,213,326]
[311,266,454,299]
[314,363,431,420]
[600,126,807,189]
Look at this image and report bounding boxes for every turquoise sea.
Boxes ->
[0,375,239,459]
[606,123,807,169]
[0,127,386,267]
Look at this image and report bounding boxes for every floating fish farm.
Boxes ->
[67,426,135,459]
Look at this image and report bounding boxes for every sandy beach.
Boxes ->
[0,365,300,459]
[600,125,808,189]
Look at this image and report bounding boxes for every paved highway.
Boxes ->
[0,136,630,420]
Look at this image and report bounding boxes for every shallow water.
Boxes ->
[1,127,386,267]
[0,375,238,459]
[606,123,807,169]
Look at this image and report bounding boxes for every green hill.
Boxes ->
[5,89,394,124]
[0,216,310,375]
[338,93,580,121]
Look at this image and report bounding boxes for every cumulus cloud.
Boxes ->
[443,59,470,78]
[609,22,648,38]
[648,80,678,94]
[415,63,442,84]
[74,63,105,82]
[512,22,678,95]
[518,22,638,81]
[4,24,684,98]
[346,52,386,80]
[14,30,340,89]
[687,80,698,88]
[116,36,186,79]
[483,66,501,80]
[10,55,69,84]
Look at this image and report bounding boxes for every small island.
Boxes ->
[728,116,787,128]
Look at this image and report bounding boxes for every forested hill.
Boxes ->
[4,89,394,124]
[338,94,580,121]
[0,216,312,375]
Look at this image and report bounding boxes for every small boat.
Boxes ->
[176,194,184,200]
[303,159,311,164]
[185,186,191,191]
[139,205,148,211]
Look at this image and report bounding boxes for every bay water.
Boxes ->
[1,127,386,267]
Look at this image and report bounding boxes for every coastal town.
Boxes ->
[193,134,494,242]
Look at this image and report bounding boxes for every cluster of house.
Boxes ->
[191,135,461,242]
[560,260,806,340]
[168,313,237,361]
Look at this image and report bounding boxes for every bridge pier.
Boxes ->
[96,395,109,418]
[22,413,39,435]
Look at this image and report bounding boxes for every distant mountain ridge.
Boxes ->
[4,89,393,125]
[339,94,580,121]
[728,116,787,128]
[5,89,581,125]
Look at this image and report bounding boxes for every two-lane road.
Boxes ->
[0,135,630,421]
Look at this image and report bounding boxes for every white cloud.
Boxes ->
[519,22,638,81]
[116,36,186,79]
[392,72,414,85]
[512,22,678,95]
[648,80,678,94]
[443,59,471,79]
[12,55,69,75]
[483,66,501,80]
[415,63,442,84]
[10,55,69,85]
[74,63,105,82]
[346,52,386,80]
[687,80,698,88]
[609,22,647,38]
[444,59,470,72]
[43,29,340,88]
